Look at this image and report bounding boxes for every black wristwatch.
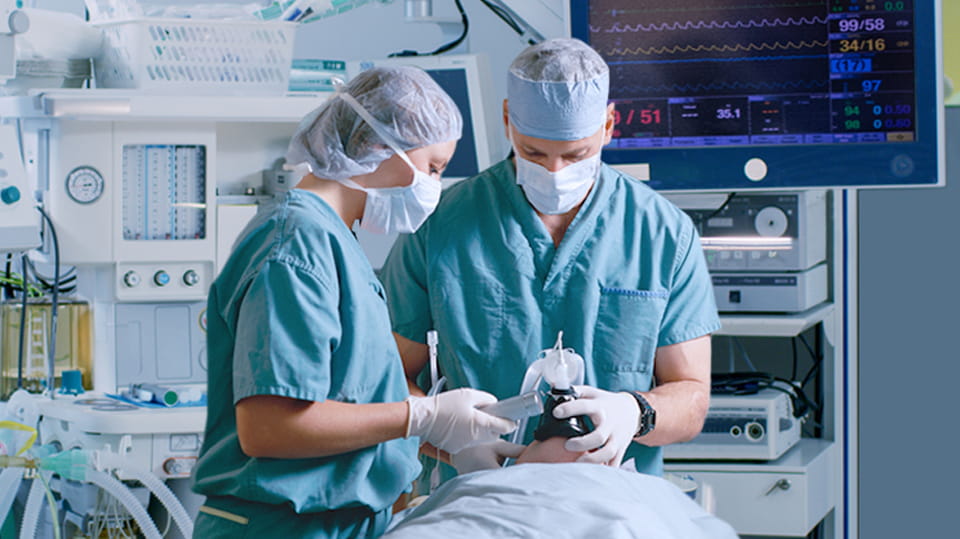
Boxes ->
[628,391,656,437]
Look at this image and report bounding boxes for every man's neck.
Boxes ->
[537,205,582,248]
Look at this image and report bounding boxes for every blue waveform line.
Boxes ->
[607,54,825,66]
[592,16,827,34]
[616,80,829,94]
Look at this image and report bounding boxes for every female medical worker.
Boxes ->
[191,66,517,539]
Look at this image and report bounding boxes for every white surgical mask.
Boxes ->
[336,91,442,234]
[514,150,600,215]
[340,154,440,234]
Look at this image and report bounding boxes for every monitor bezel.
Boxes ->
[568,0,945,191]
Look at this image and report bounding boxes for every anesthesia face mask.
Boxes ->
[502,332,596,449]
[532,335,595,441]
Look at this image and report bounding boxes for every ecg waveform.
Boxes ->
[616,79,828,95]
[608,40,828,57]
[591,0,829,99]
[579,0,918,147]
[593,16,827,33]
[607,2,826,15]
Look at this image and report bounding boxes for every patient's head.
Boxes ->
[516,436,586,464]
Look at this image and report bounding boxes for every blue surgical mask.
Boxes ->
[336,92,442,234]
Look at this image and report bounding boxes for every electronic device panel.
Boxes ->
[664,389,801,461]
[570,0,944,190]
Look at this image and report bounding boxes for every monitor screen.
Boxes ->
[570,0,944,190]
[421,67,480,179]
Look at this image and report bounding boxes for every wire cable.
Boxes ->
[389,0,469,57]
[790,336,799,381]
[732,336,758,372]
[17,254,29,390]
[479,0,521,33]
[36,205,60,396]
[3,253,13,299]
[478,0,538,44]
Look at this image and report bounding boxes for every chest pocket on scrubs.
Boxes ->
[593,285,668,377]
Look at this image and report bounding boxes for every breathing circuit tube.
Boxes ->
[87,469,163,539]
[101,457,194,538]
[18,471,49,539]
[0,467,24,533]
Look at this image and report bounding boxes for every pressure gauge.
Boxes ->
[65,166,105,204]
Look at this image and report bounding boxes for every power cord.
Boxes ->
[389,0,469,57]
[711,371,815,420]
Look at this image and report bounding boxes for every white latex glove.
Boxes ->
[451,439,526,475]
[406,388,518,454]
[552,385,640,466]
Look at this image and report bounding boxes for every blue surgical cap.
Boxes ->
[507,38,610,141]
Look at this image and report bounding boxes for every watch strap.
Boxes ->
[628,391,656,437]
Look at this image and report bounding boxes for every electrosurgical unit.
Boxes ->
[664,389,801,461]
[666,191,828,313]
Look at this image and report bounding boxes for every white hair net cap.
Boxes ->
[507,38,610,141]
[285,66,463,181]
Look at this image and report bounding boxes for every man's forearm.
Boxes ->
[633,379,710,447]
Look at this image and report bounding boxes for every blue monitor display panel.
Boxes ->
[569,0,944,190]
[423,68,479,179]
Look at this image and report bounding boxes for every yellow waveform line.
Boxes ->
[608,40,829,56]
[609,2,824,14]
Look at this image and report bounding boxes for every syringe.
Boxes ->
[478,391,543,422]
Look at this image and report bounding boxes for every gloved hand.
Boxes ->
[552,385,640,466]
[451,439,526,475]
[406,388,518,454]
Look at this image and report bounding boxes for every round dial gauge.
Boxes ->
[65,166,105,204]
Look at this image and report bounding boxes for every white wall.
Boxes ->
[291,0,541,158]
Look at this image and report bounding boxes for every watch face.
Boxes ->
[65,166,105,204]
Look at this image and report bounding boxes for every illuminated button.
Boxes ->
[0,185,20,204]
[122,271,141,288]
[154,270,171,286]
[182,270,200,287]
[744,158,768,181]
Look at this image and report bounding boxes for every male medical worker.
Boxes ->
[380,38,721,478]
[192,66,516,539]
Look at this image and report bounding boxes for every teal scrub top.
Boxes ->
[380,159,721,476]
[193,190,420,517]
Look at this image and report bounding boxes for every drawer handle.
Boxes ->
[764,478,792,496]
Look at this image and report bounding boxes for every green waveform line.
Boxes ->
[608,40,829,56]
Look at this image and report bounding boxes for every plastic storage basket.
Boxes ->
[93,19,296,95]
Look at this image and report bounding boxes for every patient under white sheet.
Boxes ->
[383,460,738,538]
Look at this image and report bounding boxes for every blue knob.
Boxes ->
[1,185,20,205]
[154,270,171,286]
